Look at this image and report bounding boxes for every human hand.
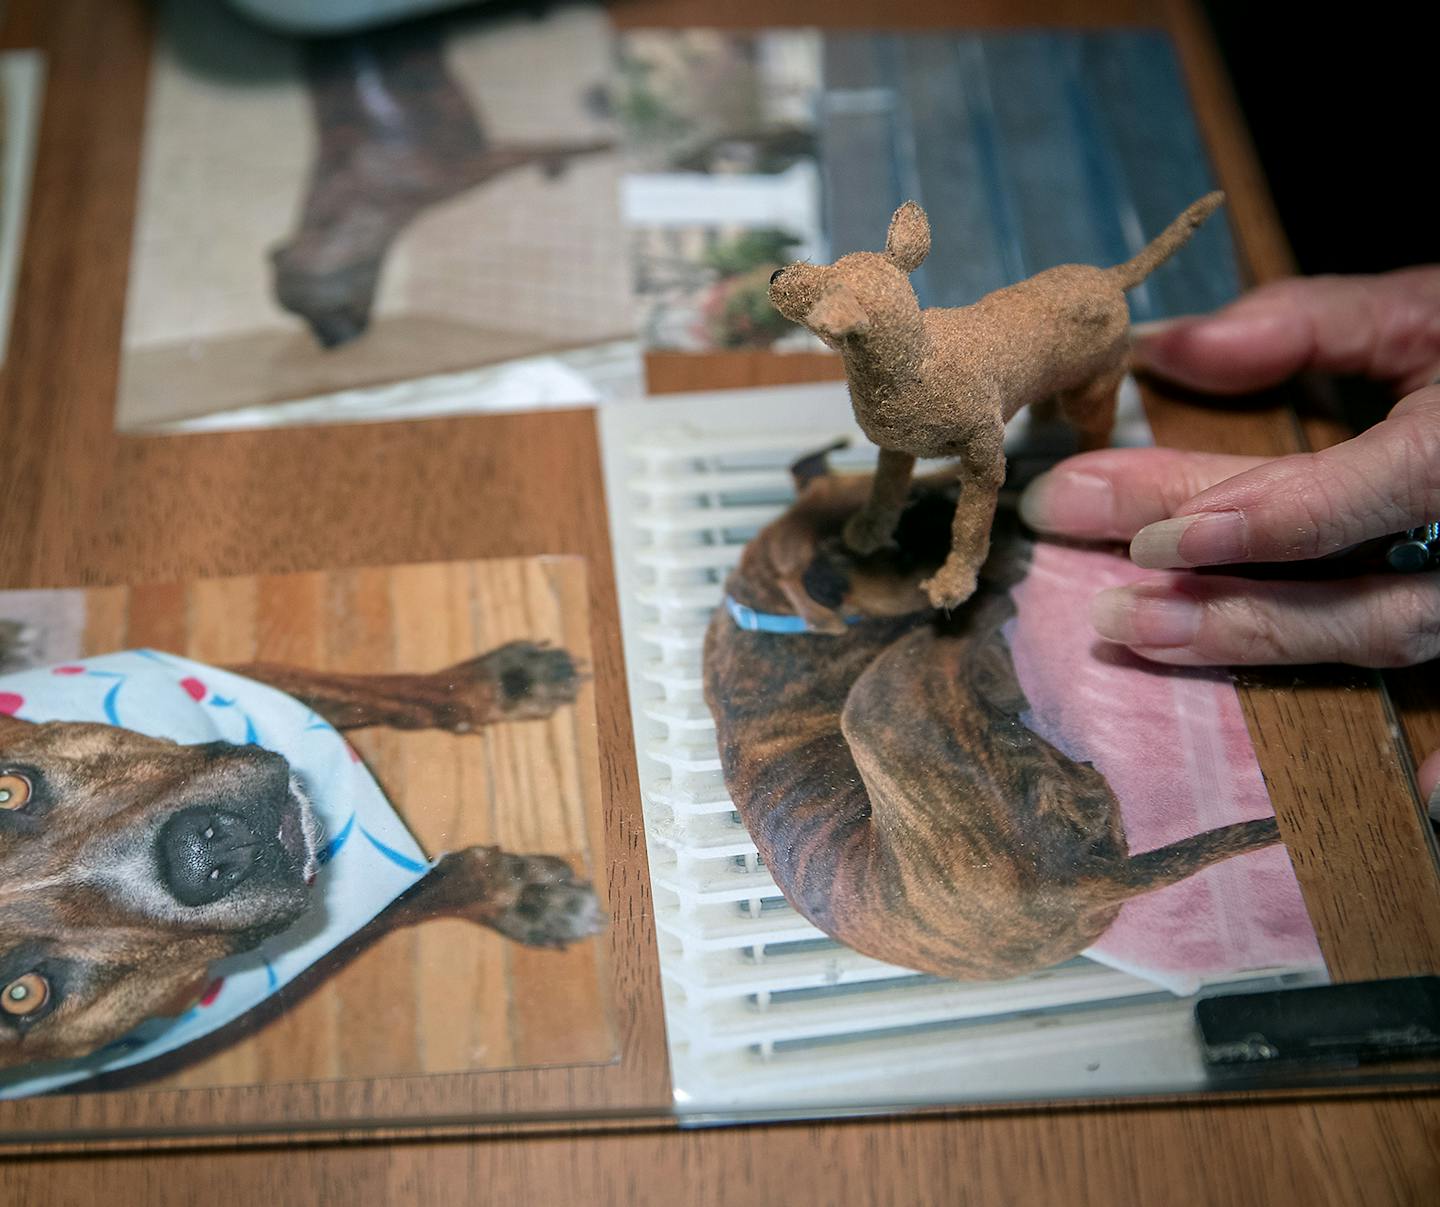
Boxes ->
[1018,268,1440,804]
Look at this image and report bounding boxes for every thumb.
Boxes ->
[1130,384,1440,568]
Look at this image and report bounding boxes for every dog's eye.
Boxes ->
[1,972,49,1018]
[0,773,32,811]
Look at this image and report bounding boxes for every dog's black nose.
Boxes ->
[769,268,785,286]
[158,806,262,907]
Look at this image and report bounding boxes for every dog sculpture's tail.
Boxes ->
[1107,190,1226,291]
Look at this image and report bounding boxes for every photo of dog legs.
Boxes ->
[0,557,613,1095]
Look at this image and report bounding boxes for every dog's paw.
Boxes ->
[487,642,583,721]
[444,642,583,730]
[488,853,604,948]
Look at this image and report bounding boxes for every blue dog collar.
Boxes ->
[724,594,861,634]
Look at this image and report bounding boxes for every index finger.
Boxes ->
[1133,268,1440,397]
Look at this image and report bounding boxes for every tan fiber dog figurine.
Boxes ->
[768,191,1226,609]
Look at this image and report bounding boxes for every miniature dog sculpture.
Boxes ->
[768,192,1225,609]
[0,642,599,1074]
[704,449,1278,981]
[273,20,613,347]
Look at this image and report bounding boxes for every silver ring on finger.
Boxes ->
[1386,523,1440,572]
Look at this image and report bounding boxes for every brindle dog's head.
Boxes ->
[767,202,930,349]
[731,441,1028,633]
[0,713,322,1070]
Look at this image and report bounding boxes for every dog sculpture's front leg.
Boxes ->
[227,641,581,734]
[923,430,1006,610]
[843,447,917,554]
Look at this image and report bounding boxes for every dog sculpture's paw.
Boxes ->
[921,563,979,611]
[448,642,583,729]
[842,511,897,556]
[488,853,604,949]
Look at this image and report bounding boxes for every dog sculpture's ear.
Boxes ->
[789,438,850,491]
[884,201,931,273]
[804,285,870,342]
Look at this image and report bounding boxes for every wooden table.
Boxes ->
[2,0,1438,1200]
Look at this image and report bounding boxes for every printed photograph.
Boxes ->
[117,0,639,433]
[600,384,1327,1111]
[613,28,1240,352]
[0,556,612,1098]
[0,48,43,365]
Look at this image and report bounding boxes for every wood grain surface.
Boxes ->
[1,0,1438,1199]
[6,1097,1440,1207]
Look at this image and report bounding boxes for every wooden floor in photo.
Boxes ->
[76,555,615,1088]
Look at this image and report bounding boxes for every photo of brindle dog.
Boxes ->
[705,446,1281,982]
[0,557,610,1096]
[116,1,632,431]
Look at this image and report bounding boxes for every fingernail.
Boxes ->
[1130,314,1252,378]
[1091,586,1203,648]
[1128,316,1191,373]
[1128,316,1186,339]
[1019,470,1114,534]
[1130,510,1248,569]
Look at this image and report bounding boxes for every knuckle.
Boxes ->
[1208,595,1295,664]
[1364,583,1440,668]
[1389,398,1440,453]
[1332,401,1440,533]
[1388,407,1440,508]
[1284,452,1386,554]
[1390,383,1440,421]
[1247,277,1314,309]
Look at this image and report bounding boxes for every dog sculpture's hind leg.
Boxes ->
[1058,355,1128,454]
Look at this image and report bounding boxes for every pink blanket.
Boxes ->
[1008,541,1325,995]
